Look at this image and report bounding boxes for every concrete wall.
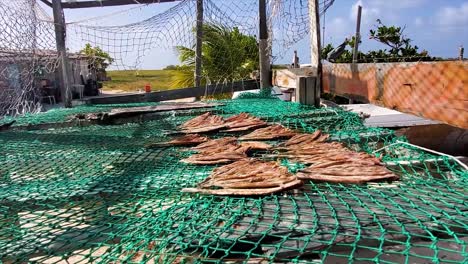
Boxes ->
[273,61,468,129]
[272,67,316,88]
[322,61,467,129]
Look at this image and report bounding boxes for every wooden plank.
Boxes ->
[296,76,319,107]
[85,80,259,105]
[38,0,52,7]
[107,102,222,117]
[60,0,180,9]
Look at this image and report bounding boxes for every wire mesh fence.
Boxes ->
[0,0,335,117]
[0,96,467,263]
[0,0,60,116]
[0,1,467,262]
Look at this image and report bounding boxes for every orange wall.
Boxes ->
[322,61,468,129]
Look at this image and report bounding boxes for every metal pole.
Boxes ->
[259,0,271,89]
[52,0,72,108]
[352,5,362,64]
[195,0,203,88]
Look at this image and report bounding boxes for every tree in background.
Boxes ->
[323,20,437,63]
[80,43,114,71]
[172,23,259,88]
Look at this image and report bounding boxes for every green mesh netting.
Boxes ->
[1,98,467,263]
[235,88,275,99]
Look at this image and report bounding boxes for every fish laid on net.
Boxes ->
[179,112,227,133]
[180,112,269,134]
[192,137,273,152]
[0,98,466,263]
[239,124,297,140]
[182,136,273,164]
[276,130,329,148]
[182,140,250,165]
[239,141,273,150]
[182,159,303,195]
[273,132,399,183]
[191,137,238,152]
[297,163,398,183]
[221,113,268,132]
[146,134,209,148]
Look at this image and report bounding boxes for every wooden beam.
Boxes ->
[52,0,72,108]
[302,0,321,107]
[61,0,180,9]
[296,76,320,107]
[309,0,321,71]
[195,0,203,88]
[259,0,271,89]
[85,80,259,105]
[38,0,52,8]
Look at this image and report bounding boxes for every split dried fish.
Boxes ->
[239,125,296,141]
[179,112,226,133]
[221,113,268,132]
[182,159,303,195]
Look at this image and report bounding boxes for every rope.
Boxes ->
[374,140,468,171]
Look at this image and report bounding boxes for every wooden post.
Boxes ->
[352,5,362,64]
[321,0,326,48]
[296,76,319,107]
[52,0,72,108]
[292,50,299,68]
[195,0,203,88]
[298,0,321,107]
[459,45,464,61]
[259,0,271,89]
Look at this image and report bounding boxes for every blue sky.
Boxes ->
[42,0,468,69]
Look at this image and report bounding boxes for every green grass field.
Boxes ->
[102,70,178,93]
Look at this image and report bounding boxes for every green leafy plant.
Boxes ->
[80,43,114,70]
[172,23,258,88]
[323,20,437,63]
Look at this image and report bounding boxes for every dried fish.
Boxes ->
[182,159,303,195]
[146,134,209,148]
[179,112,226,133]
[221,113,268,132]
[239,141,272,151]
[239,125,296,141]
[271,131,398,184]
[182,144,249,165]
[192,137,238,153]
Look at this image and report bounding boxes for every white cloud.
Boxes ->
[350,0,380,25]
[349,0,427,26]
[436,2,468,27]
[325,17,353,44]
[414,17,423,27]
[370,0,426,9]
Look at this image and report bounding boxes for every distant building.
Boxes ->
[0,49,98,116]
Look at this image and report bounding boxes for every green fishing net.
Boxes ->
[0,98,466,263]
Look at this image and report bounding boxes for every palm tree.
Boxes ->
[172,23,259,88]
